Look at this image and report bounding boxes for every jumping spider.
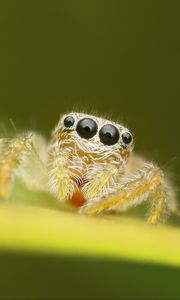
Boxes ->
[0,112,177,224]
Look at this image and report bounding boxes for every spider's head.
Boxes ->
[54,112,133,164]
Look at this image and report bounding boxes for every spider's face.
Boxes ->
[55,112,133,164]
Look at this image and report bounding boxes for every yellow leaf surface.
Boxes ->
[0,203,180,267]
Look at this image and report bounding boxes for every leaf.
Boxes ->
[1,184,180,299]
[0,203,179,267]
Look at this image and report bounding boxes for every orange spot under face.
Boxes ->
[70,189,86,207]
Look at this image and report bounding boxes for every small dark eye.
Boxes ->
[64,116,75,128]
[76,118,97,139]
[99,124,119,146]
[122,132,132,145]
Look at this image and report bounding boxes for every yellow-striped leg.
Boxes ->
[0,136,32,198]
[0,133,49,199]
[80,163,175,225]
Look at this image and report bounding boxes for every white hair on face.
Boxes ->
[48,112,133,202]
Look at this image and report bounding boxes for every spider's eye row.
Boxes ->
[76,118,98,139]
[99,124,119,146]
[64,116,75,128]
[122,132,132,145]
[64,115,132,146]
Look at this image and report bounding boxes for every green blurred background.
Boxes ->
[0,0,180,176]
[0,0,180,299]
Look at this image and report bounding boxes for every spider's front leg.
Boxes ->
[80,162,176,225]
[48,156,71,202]
[82,163,122,202]
[48,147,78,203]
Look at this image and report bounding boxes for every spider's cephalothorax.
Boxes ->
[48,112,133,207]
[0,112,177,224]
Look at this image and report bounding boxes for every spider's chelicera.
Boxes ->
[0,112,177,224]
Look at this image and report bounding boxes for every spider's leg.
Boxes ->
[0,135,32,199]
[0,133,49,199]
[48,141,77,203]
[18,133,49,191]
[48,155,72,202]
[82,164,120,201]
[80,162,176,224]
[147,179,176,224]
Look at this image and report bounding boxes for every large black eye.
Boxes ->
[64,116,75,128]
[122,132,132,145]
[76,118,97,139]
[99,124,119,146]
